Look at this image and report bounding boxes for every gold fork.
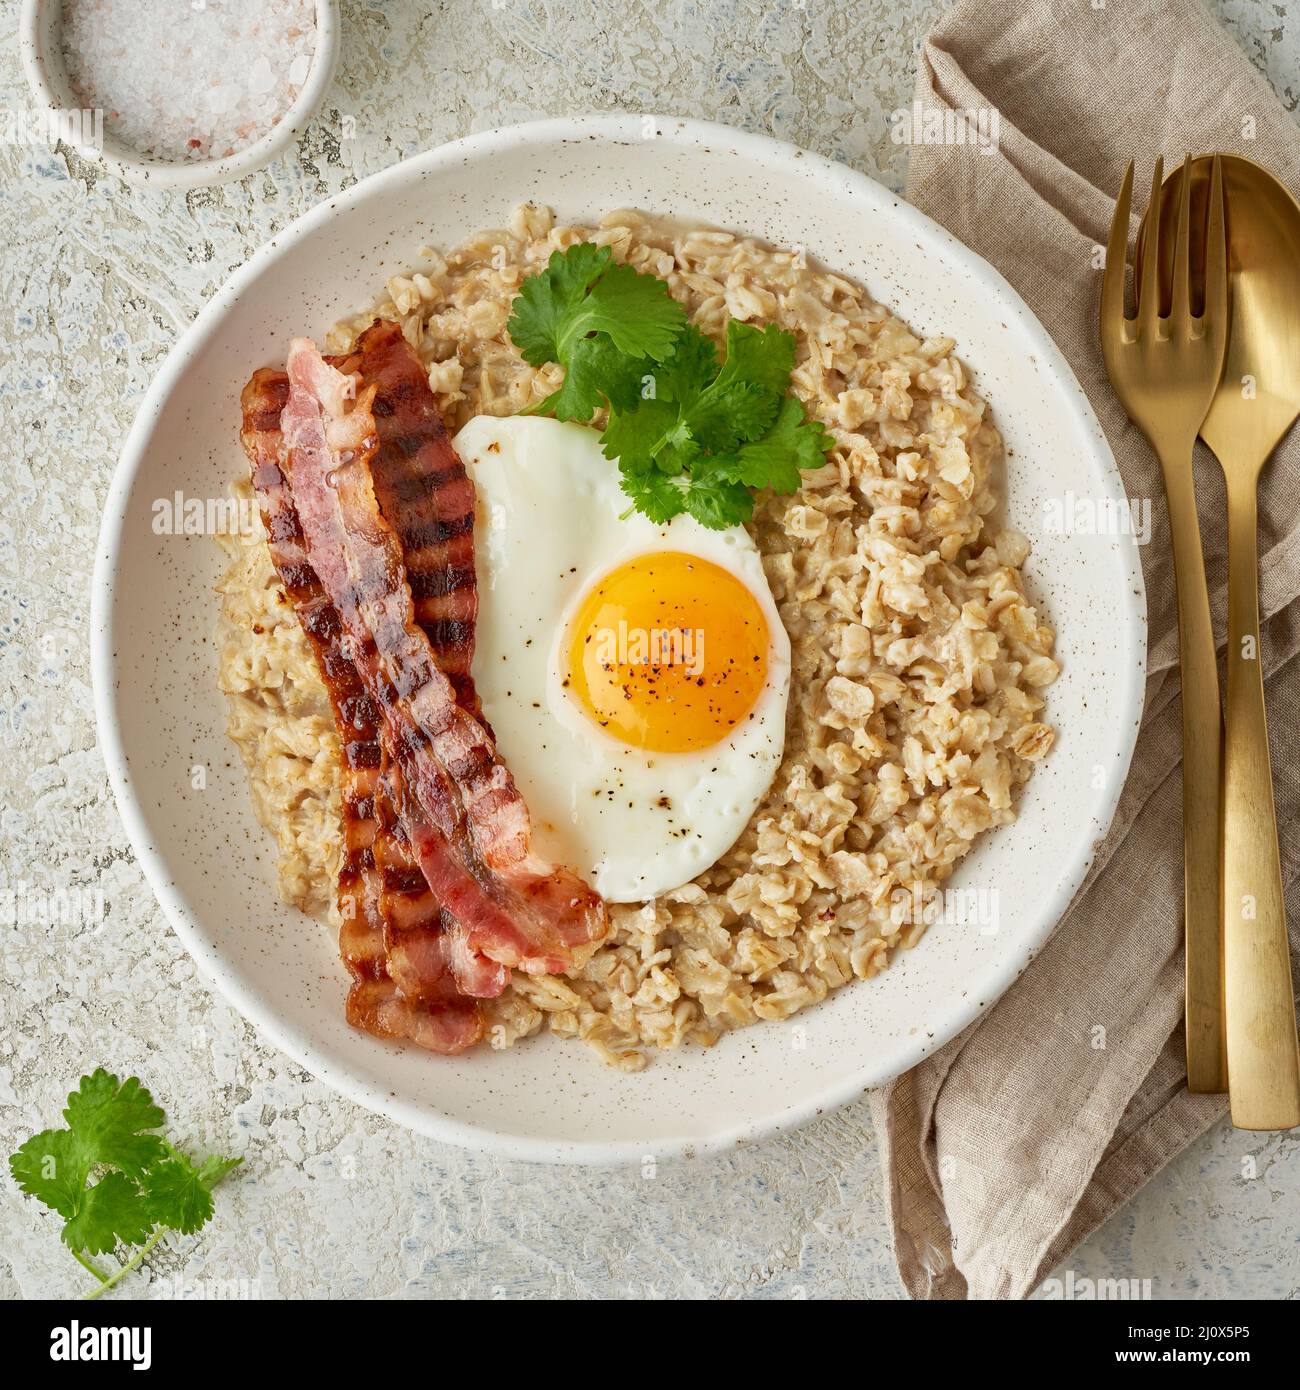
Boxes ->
[1100,155,1229,1094]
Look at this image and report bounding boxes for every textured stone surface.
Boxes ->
[2,0,1297,1301]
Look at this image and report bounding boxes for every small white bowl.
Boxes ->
[19,0,339,190]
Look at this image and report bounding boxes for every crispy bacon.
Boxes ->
[338,321,484,721]
[240,367,483,1052]
[375,770,509,999]
[250,341,507,1000]
[281,337,609,981]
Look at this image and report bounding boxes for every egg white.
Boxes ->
[454,414,791,902]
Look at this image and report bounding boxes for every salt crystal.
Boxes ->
[248,55,276,95]
[207,84,237,114]
[61,0,319,163]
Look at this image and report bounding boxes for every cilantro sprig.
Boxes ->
[9,1069,241,1299]
[508,242,687,423]
[506,244,834,528]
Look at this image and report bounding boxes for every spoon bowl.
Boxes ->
[1144,154,1300,468]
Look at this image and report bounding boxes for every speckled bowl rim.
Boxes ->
[19,0,339,189]
[92,116,1147,1164]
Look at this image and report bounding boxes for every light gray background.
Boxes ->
[2,0,1297,1300]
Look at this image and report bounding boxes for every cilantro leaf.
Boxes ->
[644,324,719,408]
[64,1069,168,1179]
[683,321,793,453]
[602,398,693,475]
[538,332,651,423]
[507,242,613,367]
[143,1154,241,1235]
[618,462,688,524]
[62,1172,155,1256]
[686,380,779,454]
[195,1154,244,1188]
[508,244,687,423]
[712,320,797,397]
[600,323,823,527]
[680,464,755,529]
[8,1069,241,1297]
[9,1128,90,1221]
[511,243,683,363]
[611,323,782,459]
[715,396,835,493]
[579,260,686,359]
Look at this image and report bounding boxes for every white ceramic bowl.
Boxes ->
[92,116,1146,1163]
[19,0,339,190]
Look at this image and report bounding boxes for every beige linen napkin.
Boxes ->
[868,0,1300,1300]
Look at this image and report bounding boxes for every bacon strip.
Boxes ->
[280,338,609,980]
[244,353,505,1008]
[239,368,484,1051]
[374,769,507,1000]
[325,323,498,996]
[339,321,484,721]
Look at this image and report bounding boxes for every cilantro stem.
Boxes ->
[76,1158,240,1300]
[82,1230,165,1301]
[72,1250,110,1284]
[518,389,559,418]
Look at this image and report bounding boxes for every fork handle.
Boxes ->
[1161,453,1228,1094]
[1222,469,1300,1129]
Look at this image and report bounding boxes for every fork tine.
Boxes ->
[1203,153,1227,328]
[1171,156,1193,323]
[1101,160,1135,340]
[1138,156,1165,325]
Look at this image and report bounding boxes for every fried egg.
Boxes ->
[454,414,791,902]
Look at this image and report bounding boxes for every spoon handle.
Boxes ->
[1222,469,1300,1129]
[1161,449,1227,1093]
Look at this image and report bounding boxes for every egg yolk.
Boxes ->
[566,551,770,753]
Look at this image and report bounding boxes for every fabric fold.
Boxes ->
[870,0,1300,1300]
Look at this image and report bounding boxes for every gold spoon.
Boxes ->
[1144,154,1300,1129]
